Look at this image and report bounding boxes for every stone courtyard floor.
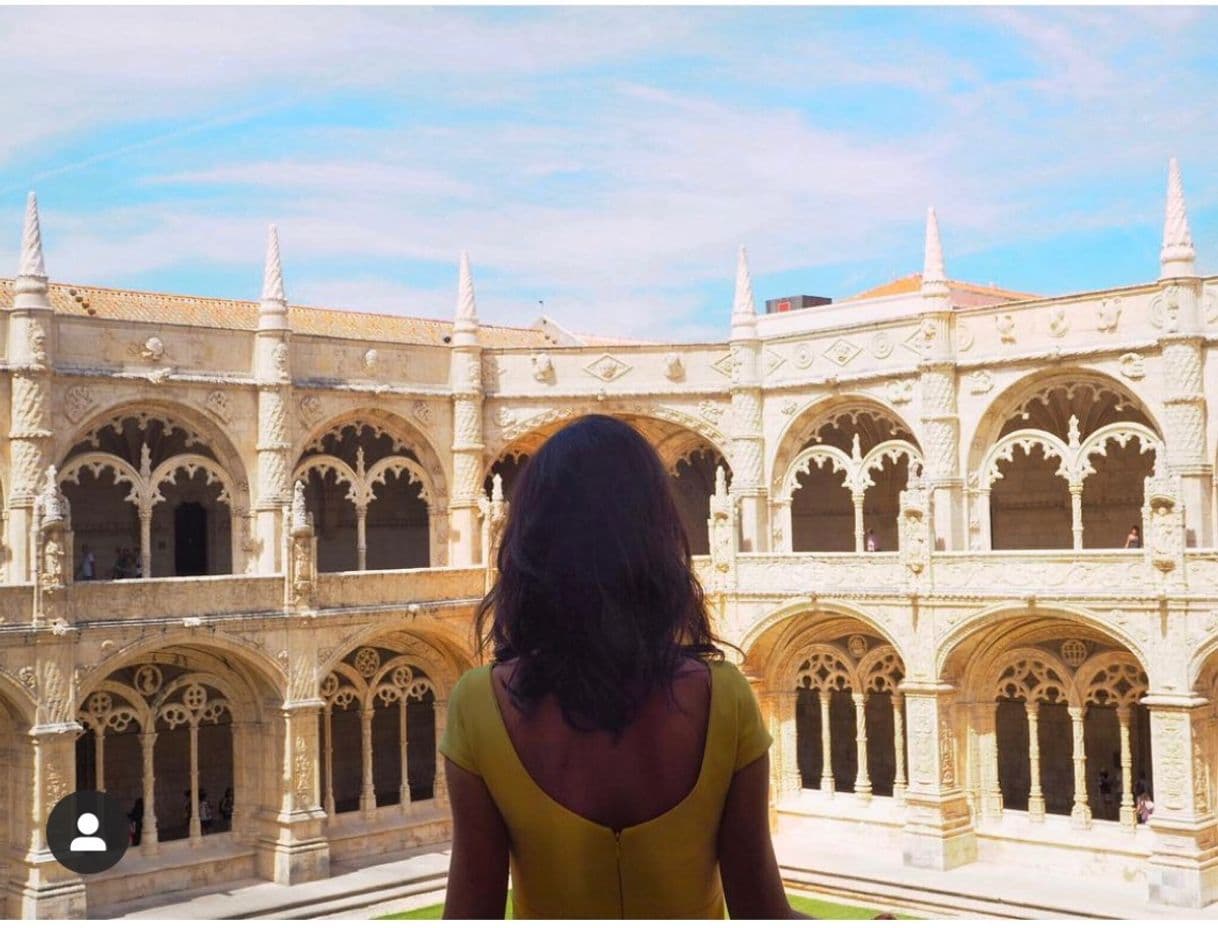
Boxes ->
[90,836,1218,920]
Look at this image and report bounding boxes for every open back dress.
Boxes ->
[439,659,772,918]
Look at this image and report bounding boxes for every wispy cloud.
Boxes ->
[1,6,1215,338]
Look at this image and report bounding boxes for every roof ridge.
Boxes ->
[0,277,543,333]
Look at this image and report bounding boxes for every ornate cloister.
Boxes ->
[2,163,1218,916]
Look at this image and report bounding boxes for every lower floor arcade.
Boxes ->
[3,604,1218,917]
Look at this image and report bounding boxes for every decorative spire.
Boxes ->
[921,207,949,301]
[14,192,51,312]
[1160,157,1196,278]
[453,251,479,346]
[730,246,757,339]
[714,465,728,499]
[259,224,289,330]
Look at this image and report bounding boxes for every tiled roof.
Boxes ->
[846,273,1038,305]
[0,279,555,348]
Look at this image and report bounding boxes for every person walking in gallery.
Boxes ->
[78,544,96,581]
[865,528,879,552]
[1136,790,1155,824]
[220,787,234,829]
[440,415,830,918]
[199,791,215,834]
[1125,525,1142,549]
[1097,769,1115,818]
[128,797,144,846]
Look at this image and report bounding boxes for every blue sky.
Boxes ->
[0,5,1215,340]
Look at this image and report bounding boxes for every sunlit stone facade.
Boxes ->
[2,161,1218,916]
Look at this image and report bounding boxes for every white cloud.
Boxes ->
[2,7,1216,338]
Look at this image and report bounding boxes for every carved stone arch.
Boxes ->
[57,398,251,499]
[77,679,152,732]
[740,597,908,670]
[292,407,448,502]
[855,645,906,695]
[965,368,1165,482]
[77,631,288,706]
[485,403,731,474]
[58,452,143,503]
[770,394,921,495]
[366,455,435,506]
[149,454,238,509]
[860,440,923,489]
[789,644,858,694]
[293,455,360,501]
[1189,636,1218,695]
[1075,423,1161,485]
[937,603,1150,686]
[778,445,854,503]
[0,669,39,727]
[1076,651,1149,709]
[976,430,1071,492]
[987,648,1077,706]
[324,623,465,696]
[152,669,238,708]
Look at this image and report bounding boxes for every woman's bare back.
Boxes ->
[490,656,711,832]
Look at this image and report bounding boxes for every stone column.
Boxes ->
[1026,702,1045,821]
[433,698,449,806]
[915,317,963,549]
[974,702,1003,822]
[399,697,412,811]
[255,702,329,885]
[323,706,335,818]
[1117,705,1136,830]
[92,728,105,791]
[770,688,799,799]
[359,706,376,814]
[189,720,202,846]
[892,692,907,803]
[1069,484,1084,550]
[853,691,872,799]
[139,730,159,855]
[899,682,976,870]
[819,691,835,795]
[772,500,793,553]
[139,505,153,578]
[13,724,88,918]
[1068,705,1091,827]
[728,248,768,553]
[1143,695,1218,907]
[355,504,368,572]
[1156,284,1211,548]
[852,492,866,553]
[971,489,992,551]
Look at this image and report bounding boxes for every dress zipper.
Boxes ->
[613,829,624,918]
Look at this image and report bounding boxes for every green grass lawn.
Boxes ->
[379,891,910,919]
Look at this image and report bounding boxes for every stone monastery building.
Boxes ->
[2,160,1218,917]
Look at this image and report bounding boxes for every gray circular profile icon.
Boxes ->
[46,790,129,874]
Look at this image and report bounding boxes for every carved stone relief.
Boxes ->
[967,370,994,394]
[995,314,1016,343]
[1097,299,1121,332]
[205,390,232,424]
[64,384,98,424]
[1119,353,1145,380]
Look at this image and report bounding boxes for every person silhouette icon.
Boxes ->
[69,812,107,852]
[47,790,129,873]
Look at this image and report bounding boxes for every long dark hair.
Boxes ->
[474,415,725,736]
